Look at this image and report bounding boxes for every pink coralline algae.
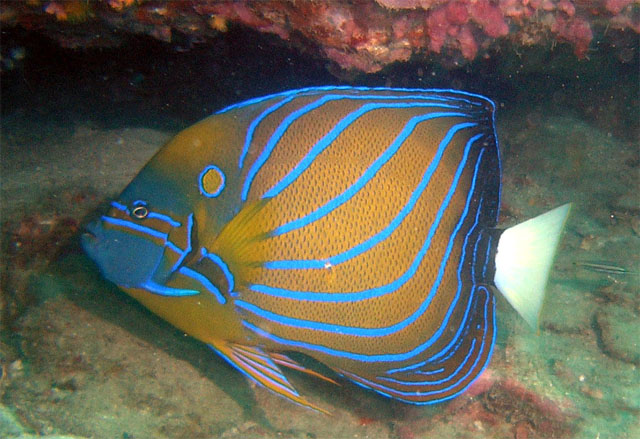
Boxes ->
[1,0,639,73]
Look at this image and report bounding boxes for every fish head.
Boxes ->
[82,175,197,291]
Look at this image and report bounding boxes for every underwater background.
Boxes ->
[1,1,638,438]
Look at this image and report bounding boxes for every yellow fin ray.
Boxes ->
[209,340,330,414]
[208,199,273,287]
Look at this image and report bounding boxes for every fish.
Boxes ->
[82,86,571,412]
[575,261,638,276]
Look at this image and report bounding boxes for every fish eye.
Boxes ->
[131,205,149,219]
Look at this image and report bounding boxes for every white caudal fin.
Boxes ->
[494,203,571,329]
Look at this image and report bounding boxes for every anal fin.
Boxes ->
[209,341,331,414]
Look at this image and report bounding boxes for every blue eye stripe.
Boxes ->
[110,200,181,228]
[110,201,129,213]
[102,216,167,241]
[147,211,181,227]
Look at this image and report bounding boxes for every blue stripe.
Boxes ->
[215,86,493,115]
[377,338,477,386]
[472,229,484,281]
[102,216,167,241]
[251,132,485,304]
[238,94,302,169]
[147,211,181,227]
[200,248,235,292]
[482,235,492,279]
[339,289,493,403]
[178,266,226,304]
[425,194,486,363]
[207,344,304,403]
[168,214,194,273]
[268,115,472,237]
[111,201,129,213]
[266,122,478,268]
[141,279,199,296]
[241,94,471,202]
[239,145,486,347]
[262,106,465,201]
[232,354,300,396]
[242,145,488,361]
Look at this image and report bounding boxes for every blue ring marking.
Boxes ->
[199,165,226,198]
[200,248,235,292]
[250,131,485,305]
[141,279,199,296]
[215,86,494,115]
[241,95,464,202]
[178,266,226,304]
[240,143,486,346]
[268,113,471,237]
[262,105,464,200]
[265,122,480,269]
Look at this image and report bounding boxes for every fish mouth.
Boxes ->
[81,221,102,252]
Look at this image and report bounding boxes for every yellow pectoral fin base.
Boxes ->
[208,340,333,414]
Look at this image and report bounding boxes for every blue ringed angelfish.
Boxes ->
[82,86,570,413]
